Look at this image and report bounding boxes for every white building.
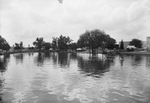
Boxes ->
[147,37,150,52]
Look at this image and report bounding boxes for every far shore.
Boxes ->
[1,49,150,56]
[120,51,150,55]
[0,49,75,55]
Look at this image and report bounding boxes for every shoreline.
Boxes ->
[0,50,76,56]
[120,51,150,55]
[1,50,150,56]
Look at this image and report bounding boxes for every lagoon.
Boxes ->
[0,52,150,103]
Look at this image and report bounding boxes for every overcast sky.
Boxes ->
[0,0,150,46]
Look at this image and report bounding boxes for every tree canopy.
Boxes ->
[52,37,58,50]
[57,35,72,51]
[77,29,116,53]
[33,38,44,50]
[129,39,142,48]
[14,41,23,50]
[0,35,10,51]
[43,42,51,50]
[69,42,78,51]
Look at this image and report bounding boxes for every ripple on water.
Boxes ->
[0,53,150,103]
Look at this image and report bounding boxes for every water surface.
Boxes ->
[0,52,150,103]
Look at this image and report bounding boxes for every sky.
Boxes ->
[0,0,150,46]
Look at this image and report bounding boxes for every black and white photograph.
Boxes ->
[0,0,150,103]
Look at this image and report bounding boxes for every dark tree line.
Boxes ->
[1,29,127,53]
[0,29,117,53]
[0,30,144,53]
[0,35,10,51]
[32,35,72,51]
[31,29,116,53]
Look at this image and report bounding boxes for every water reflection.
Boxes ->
[70,53,77,59]
[13,53,24,64]
[51,52,58,65]
[34,52,78,68]
[131,55,143,66]
[0,53,150,103]
[58,52,70,67]
[34,53,44,67]
[146,56,150,67]
[0,54,10,72]
[0,55,10,102]
[119,55,124,66]
[28,52,34,57]
[78,54,110,78]
[44,52,51,59]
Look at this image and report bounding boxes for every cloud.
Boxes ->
[0,0,63,45]
[0,0,150,46]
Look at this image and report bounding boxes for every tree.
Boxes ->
[14,42,23,50]
[105,35,116,50]
[43,42,51,50]
[20,41,23,49]
[2,43,10,51]
[77,29,116,53]
[57,35,72,51]
[0,35,10,51]
[129,39,142,48]
[77,30,91,48]
[14,43,20,49]
[33,37,44,50]
[69,42,78,50]
[120,40,124,50]
[52,37,58,50]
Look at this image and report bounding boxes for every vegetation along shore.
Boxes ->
[0,29,150,55]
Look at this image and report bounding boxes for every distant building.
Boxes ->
[127,45,136,51]
[142,41,147,49]
[127,45,136,49]
[147,37,150,52]
[119,40,147,50]
[123,41,130,50]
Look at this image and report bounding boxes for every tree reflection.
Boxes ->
[52,52,77,67]
[13,53,24,64]
[0,96,2,103]
[119,55,124,66]
[52,52,58,65]
[105,56,115,66]
[0,54,10,92]
[58,52,70,67]
[70,53,77,60]
[34,53,44,67]
[28,52,34,57]
[131,55,142,66]
[146,56,150,67]
[78,55,110,78]
[44,52,51,59]
[0,54,10,73]
[135,55,142,62]
[34,52,71,67]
